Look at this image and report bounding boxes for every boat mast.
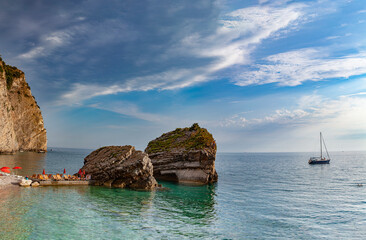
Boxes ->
[320,132,322,159]
[322,134,330,160]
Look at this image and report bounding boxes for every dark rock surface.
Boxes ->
[145,123,218,184]
[81,145,157,190]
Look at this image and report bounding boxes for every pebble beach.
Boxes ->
[0,174,23,187]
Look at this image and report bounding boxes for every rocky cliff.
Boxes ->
[81,146,158,190]
[0,57,47,153]
[145,123,218,184]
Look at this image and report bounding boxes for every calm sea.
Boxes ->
[1,149,366,239]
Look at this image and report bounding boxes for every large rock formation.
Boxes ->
[145,123,218,184]
[0,56,47,153]
[81,145,158,190]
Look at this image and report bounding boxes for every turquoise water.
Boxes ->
[1,149,366,239]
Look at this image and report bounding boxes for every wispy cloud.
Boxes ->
[17,19,135,60]
[87,102,167,123]
[234,48,366,86]
[18,31,71,59]
[220,93,366,133]
[59,2,307,104]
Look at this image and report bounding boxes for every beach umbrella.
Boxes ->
[1,167,10,169]
[83,170,85,175]
[1,169,10,174]
[63,168,66,174]
[13,166,22,175]
[78,169,82,176]
[42,169,45,175]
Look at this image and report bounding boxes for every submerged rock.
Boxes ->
[19,179,32,187]
[145,123,218,184]
[31,181,40,187]
[81,146,157,190]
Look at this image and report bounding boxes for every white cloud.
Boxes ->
[221,93,366,133]
[326,35,340,40]
[60,3,307,104]
[234,48,366,86]
[18,46,45,59]
[58,83,129,105]
[17,19,134,60]
[343,91,366,97]
[87,102,167,123]
[212,92,366,151]
[18,31,71,59]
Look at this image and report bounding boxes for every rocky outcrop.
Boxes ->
[0,56,47,153]
[19,179,32,187]
[145,123,218,184]
[81,145,158,190]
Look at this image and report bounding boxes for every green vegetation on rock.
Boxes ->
[146,123,216,154]
[5,64,22,90]
[0,56,23,90]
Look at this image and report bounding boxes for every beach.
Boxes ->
[0,174,23,187]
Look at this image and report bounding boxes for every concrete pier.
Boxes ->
[36,180,94,186]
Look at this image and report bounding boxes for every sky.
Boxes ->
[0,0,366,152]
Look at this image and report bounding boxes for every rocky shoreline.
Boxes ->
[0,124,218,191]
[0,174,23,187]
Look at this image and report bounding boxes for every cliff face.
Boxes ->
[145,123,218,184]
[0,58,47,153]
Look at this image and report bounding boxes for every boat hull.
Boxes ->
[308,159,330,164]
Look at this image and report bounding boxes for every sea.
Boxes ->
[0,149,366,239]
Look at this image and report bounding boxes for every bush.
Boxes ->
[146,123,216,153]
[0,55,22,90]
[4,64,21,90]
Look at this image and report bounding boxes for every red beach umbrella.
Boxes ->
[1,167,10,169]
[78,169,82,175]
[1,169,10,174]
[63,168,66,174]
[83,170,85,175]
[42,169,45,175]
[13,167,22,175]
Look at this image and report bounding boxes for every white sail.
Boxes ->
[308,132,330,164]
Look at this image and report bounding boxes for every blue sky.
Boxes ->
[1,0,366,152]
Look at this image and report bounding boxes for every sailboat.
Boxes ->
[308,132,330,164]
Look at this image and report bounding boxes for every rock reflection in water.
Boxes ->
[0,151,46,176]
[84,183,217,238]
